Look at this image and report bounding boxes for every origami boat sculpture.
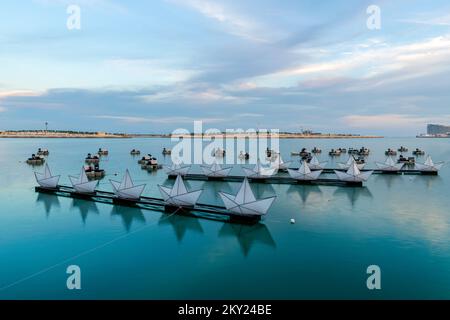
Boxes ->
[165,163,191,176]
[308,155,327,170]
[69,167,98,194]
[158,175,202,208]
[110,170,146,200]
[218,178,276,216]
[335,162,373,182]
[270,154,291,171]
[201,161,232,177]
[35,164,60,189]
[338,156,365,170]
[415,155,444,172]
[375,156,404,172]
[243,159,277,179]
[288,160,323,181]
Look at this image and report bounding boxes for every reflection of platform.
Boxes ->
[168,174,364,187]
[34,185,262,224]
[219,223,276,256]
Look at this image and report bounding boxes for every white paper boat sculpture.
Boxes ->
[201,161,232,178]
[35,164,60,189]
[288,160,322,181]
[165,163,191,176]
[334,161,373,182]
[308,155,327,170]
[375,156,404,172]
[243,159,277,179]
[69,167,99,194]
[218,178,276,218]
[338,156,365,170]
[415,156,444,172]
[158,175,203,209]
[110,170,146,200]
[270,154,291,171]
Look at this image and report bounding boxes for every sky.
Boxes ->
[1,0,450,135]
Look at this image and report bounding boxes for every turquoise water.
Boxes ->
[0,137,449,299]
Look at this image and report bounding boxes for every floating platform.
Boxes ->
[35,186,261,224]
[168,174,364,187]
[318,168,438,175]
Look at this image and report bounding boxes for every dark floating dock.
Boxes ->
[35,186,261,224]
[318,168,438,175]
[168,174,364,187]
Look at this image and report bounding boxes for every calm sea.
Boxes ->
[0,137,449,299]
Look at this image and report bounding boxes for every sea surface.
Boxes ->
[0,137,449,299]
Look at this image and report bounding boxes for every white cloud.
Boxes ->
[0,106,7,112]
[92,115,224,124]
[167,0,272,42]
[341,114,450,129]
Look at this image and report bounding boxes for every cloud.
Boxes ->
[0,90,45,98]
[0,106,6,112]
[399,13,450,26]
[92,115,225,124]
[167,0,273,43]
[341,114,450,130]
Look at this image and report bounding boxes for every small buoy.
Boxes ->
[290,219,296,224]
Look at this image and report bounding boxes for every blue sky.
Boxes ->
[1,0,450,135]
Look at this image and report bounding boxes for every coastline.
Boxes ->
[0,133,384,139]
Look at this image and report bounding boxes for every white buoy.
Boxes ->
[290,219,296,224]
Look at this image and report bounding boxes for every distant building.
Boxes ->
[427,124,450,135]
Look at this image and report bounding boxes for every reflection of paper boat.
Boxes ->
[110,170,145,200]
[159,175,202,208]
[270,154,291,170]
[35,164,60,189]
[165,163,191,176]
[219,178,276,216]
[201,162,232,177]
[415,156,444,172]
[335,162,373,182]
[243,159,277,179]
[288,161,322,181]
[375,156,404,172]
[69,167,98,194]
[308,156,327,170]
[338,156,365,170]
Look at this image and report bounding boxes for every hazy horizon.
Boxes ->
[1,1,450,135]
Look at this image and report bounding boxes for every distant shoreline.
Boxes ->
[0,131,383,139]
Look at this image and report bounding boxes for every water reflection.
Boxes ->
[110,205,146,232]
[158,213,204,242]
[333,187,373,207]
[374,174,399,189]
[36,193,60,217]
[287,185,323,204]
[218,223,276,256]
[413,175,443,189]
[71,198,99,225]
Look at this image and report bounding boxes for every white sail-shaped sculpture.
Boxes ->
[69,167,98,194]
[415,156,444,172]
[110,170,145,200]
[335,162,373,182]
[165,163,191,176]
[338,156,365,170]
[375,156,404,172]
[201,161,232,177]
[288,161,322,181]
[35,164,60,189]
[218,178,276,216]
[158,175,202,208]
[243,159,277,179]
[270,154,291,171]
[308,156,327,170]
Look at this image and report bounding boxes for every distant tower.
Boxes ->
[45,122,48,133]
